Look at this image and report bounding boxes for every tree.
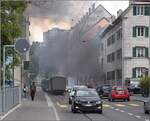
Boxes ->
[1,0,27,64]
[1,0,27,86]
[140,76,150,97]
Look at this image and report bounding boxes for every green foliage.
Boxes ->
[140,76,150,96]
[1,0,27,65]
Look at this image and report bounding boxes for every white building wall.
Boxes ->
[122,5,150,83]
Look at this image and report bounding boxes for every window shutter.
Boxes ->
[133,68,136,78]
[133,26,136,37]
[145,27,149,37]
[145,7,150,16]
[133,6,136,16]
[133,47,136,57]
[145,48,148,57]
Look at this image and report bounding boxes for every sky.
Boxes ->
[27,1,129,42]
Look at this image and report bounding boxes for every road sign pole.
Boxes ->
[2,45,14,113]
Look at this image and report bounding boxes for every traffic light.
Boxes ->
[24,61,30,70]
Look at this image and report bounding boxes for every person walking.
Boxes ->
[30,82,36,101]
[23,84,28,98]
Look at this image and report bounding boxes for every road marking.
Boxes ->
[45,93,60,121]
[115,108,119,111]
[103,104,111,107]
[0,104,21,121]
[56,102,67,108]
[135,115,141,119]
[128,103,140,107]
[111,107,114,109]
[120,110,125,113]
[145,119,150,121]
[115,104,125,107]
[128,113,133,116]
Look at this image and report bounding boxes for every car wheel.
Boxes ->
[127,98,130,102]
[71,104,77,113]
[145,110,150,114]
[98,110,103,114]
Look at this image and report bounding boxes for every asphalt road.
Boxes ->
[47,93,150,121]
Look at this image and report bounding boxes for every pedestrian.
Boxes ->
[30,82,36,101]
[23,84,27,98]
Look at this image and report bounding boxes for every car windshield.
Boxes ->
[76,90,99,97]
[115,87,126,91]
[102,86,110,90]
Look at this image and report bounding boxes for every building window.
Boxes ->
[107,52,115,63]
[133,47,148,58]
[116,48,122,60]
[107,34,115,46]
[134,6,145,15]
[107,71,116,80]
[133,26,149,37]
[116,69,122,79]
[117,28,122,40]
[133,67,148,78]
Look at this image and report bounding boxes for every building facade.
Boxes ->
[99,1,150,86]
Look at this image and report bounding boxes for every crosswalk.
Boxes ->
[56,102,141,109]
[103,103,141,108]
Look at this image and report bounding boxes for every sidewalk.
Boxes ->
[2,90,56,121]
[131,94,149,102]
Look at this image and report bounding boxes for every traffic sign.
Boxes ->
[15,38,30,53]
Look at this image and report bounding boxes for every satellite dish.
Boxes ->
[15,38,30,53]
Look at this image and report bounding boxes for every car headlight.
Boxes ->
[75,100,80,104]
[96,101,102,104]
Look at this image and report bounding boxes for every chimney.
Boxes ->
[92,3,95,12]
[89,8,91,14]
[111,15,116,22]
[117,9,123,17]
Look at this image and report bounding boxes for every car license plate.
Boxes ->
[85,104,92,107]
[118,91,124,94]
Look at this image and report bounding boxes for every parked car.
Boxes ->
[128,84,141,94]
[69,85,88,104]
[108,86,130,102]
[71,89,103,114]
[96,85,111,98]
[144,97,150,114]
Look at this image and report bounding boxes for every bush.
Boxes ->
[139,76,150,97]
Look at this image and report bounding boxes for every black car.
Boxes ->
[96,85,111,98]
[71,89,103,114]
[69,85,88,104]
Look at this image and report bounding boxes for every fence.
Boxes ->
[0,86,20,114]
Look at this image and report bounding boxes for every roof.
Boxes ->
[100,5,130,38]
[101,2,150,38]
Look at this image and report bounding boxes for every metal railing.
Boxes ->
[0,86,20,114]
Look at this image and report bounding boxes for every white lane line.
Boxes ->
[115,108,119,111]
[120,110,125,113]
[128,104,140,107]
[115,104,125,107]
[0,104,21,121]
[111,107,114,109]
[135,115,141,119]
[145,119,150,121]
[45,93,60,121]
[128,113,133,116]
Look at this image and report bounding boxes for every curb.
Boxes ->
[0,104,21,121]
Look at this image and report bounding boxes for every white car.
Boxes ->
[144,97,150,114]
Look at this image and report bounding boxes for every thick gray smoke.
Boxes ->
[28,1,105,86]
[37,27,103,86]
